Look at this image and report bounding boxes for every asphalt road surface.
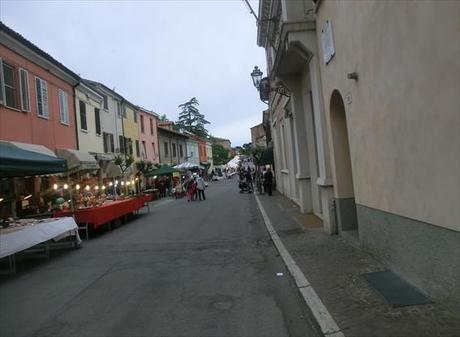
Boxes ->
[0,179,319,337]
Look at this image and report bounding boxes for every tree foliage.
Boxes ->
[212,144,229,165]
[114,154,134,175]
[240,143,253,156]
[176,97,210,138]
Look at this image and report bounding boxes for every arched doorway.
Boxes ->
[330,90,358,233]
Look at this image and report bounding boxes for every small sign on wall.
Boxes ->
[321,20,335,64]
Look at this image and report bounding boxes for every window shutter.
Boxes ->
[103,132,108,152]
[42,80,49,117]
[35,78,43,116]
[110,134,115,152]
[19,69,30,111]
[119,135,124,153]
[95,108,101,135]
[58,90,64,122]
[63,91,68,123]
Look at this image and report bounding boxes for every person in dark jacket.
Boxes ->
[264,168,273,196]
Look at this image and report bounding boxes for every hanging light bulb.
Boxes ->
[53,184,58,190]
[121,181,125,186]
[115,180,119,184]
[102,185,106,190]
[131,180,135,184]
[63,184,68,189]
[95,186,99,191]
[76,184,81,190]
[85,185,90,191]
[109,182,113,187]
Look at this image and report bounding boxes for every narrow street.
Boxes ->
[0,180,319,337]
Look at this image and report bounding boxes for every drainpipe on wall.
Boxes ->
[72,83,80,150]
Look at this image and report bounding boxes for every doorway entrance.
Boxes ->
[330,90,358,233]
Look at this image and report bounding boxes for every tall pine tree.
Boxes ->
[176,97,210,138]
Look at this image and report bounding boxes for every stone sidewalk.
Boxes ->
[256,191,460,337]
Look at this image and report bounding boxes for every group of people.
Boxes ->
[182,174,207,202]
[238,166,273,196]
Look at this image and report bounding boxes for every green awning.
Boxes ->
[0,141,67,177]
[144,165,180,177]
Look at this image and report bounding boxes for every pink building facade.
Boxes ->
[0,23,79,151]
[138,107,160,165]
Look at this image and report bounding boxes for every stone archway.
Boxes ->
[330,90,358,233]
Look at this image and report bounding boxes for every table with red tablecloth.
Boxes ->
[54,196,150,231]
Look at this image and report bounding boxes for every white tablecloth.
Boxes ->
[0,217,81,258]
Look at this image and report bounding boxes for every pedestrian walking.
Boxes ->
[196,175,206,200]
[264,168,273,196]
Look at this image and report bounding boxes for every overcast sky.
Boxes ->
[0,0,267,147]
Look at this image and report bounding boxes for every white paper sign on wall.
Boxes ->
[321,20,335,64]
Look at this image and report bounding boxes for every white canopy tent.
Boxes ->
[174,162,205,170]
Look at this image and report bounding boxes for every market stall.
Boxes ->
[0,142,79,273]
[54,195,151,237]
[0,217,81,259]
[144,166,181,198]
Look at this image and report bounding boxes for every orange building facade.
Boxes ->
[138,107,160,165]
[0,23,79,151]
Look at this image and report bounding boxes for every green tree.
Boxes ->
[212,144,229,165]
[240,143,253,156]
[176,97,210,137]
[159,114,168,121]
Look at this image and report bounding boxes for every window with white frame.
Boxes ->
[58,89,69,124]
[1,60,19,109]
[35,77,49,118]
[19,68,30,111]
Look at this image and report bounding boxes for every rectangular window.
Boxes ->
[95,108,101,135]
[35,77,49,117]
[164,142,168,156]
[123,106,126,118]
[150,118,153,135]
[1,62,19,109]
[179,144,183,157]
[110,133,114,152]
[152,142,155,157]
[133,110,138,123]
[102,94,108,110]
[119,135,125,153]
[58,89,69,124]
[135,140,140,157]
[140,115,145,133]
[103,132,109,152]
[19,68,30,111]
[79,100,87,130]
[172,143,177,157]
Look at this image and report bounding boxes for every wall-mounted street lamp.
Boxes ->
[250,66,263,90]
[250,66,290,103]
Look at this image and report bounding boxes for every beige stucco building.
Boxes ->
[258,0,335,232]
[314,0,460,307]
[257,0,460,308]
[74,83,104,154]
